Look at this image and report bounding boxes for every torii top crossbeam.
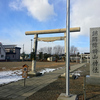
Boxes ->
[25,27,80,35]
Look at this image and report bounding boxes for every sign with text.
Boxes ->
[22,64,29,78]
[90,28,100,77]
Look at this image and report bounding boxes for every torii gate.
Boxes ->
[25,27,80,99]
[25,27,80,74]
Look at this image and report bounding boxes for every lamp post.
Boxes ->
[66,0,70,96]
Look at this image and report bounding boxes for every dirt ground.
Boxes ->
[0,62,100,100]
[27,63,100,100]
[0,61,76,71]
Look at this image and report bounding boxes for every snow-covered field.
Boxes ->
[0,67,63,85]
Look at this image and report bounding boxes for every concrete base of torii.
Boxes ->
[57,93,77,100]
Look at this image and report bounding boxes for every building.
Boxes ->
[83,53,90,59]
[0,43,6,60]
[47,56,56,61]
[0,43,21,61]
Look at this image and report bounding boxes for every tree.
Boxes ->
[30,51,35,60]
[77,52,80,56]
[21,52,25,61]
[47,47,52,54]
[70,45,78,55]
[53,45,64,55]
[38,47,52,54]
[44,53,51,60]
[39,52,43,60]
[38,48,44,53]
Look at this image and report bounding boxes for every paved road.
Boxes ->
[0,63,86,100]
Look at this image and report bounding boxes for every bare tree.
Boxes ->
[38,48,44,53]
[70,45,78,54]
[38,46,64,55]
[53,45,64,55]
[47,47,52,54]
[38,47,52,54]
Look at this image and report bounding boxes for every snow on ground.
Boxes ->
[0,67,63,85]
[0,69,23,85]
[39,67,63,74]
[86,75,90,77]
[40,68,56,74]
[71,70,82,77]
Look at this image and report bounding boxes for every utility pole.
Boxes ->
[22,44,24,61]
[31,39,33,53]
[66,0,70,96]
[23,44,24,53]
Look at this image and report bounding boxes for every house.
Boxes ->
[47,56,56,61]
[0,43,21,61]
[0,43,6,61]
[3,45,21,61]
[83,53,90,59]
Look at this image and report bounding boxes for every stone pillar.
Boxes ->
[90,28,100,77]
[86,27,100,86]
[32,34,38,73]
[80,54,82,63]
[87,58,90,63]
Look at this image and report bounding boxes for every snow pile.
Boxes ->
[72,73,81,77]
[40,68,56,74]
[0,69,23,85]
[72,70,82,77]
[71,70,82,79]
[40,67,63,74]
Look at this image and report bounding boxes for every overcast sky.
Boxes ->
[0,0,100,54]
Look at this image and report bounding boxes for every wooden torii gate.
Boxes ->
[25,27,80,75]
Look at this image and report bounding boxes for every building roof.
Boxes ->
[84,52,90,54]
[3,45,16,49]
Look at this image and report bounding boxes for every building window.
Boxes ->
[13,55,14,58]
[1,55,4,58]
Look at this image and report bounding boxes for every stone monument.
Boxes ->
[90,27,100,77]
[86,27,100,85]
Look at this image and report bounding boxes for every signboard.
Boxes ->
[22,64,29,78]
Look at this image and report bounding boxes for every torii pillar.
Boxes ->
[32,34,38,73]
[25,27,80,76]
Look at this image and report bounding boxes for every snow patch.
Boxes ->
[72,73,80,76]
[71,70,82,77]
[0,67,64,85]
[40,67,63,74]
[40,68,56,74]
[0,69,23,85]
[86,75,90,77]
